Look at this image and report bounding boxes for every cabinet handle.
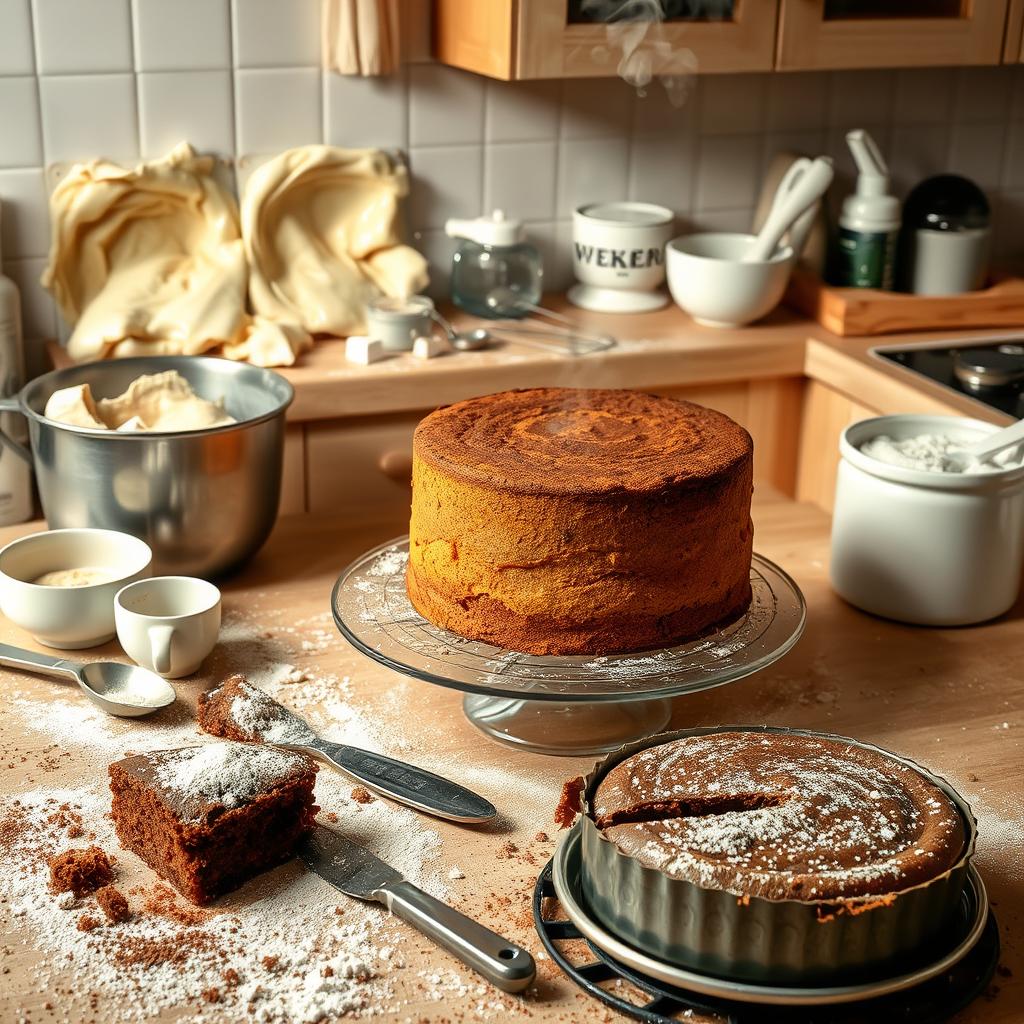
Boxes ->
[378,450,413,482]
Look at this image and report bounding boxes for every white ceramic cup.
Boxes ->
[830,414,1024,625]
[115,576,222,678]
[365,295,435,352]
[0,529,152,649]
[666,232,795,327]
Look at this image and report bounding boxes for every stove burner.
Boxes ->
[873,339,1024,418]
[953,348,1024,392]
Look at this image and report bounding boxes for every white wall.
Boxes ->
[2,0,1024,372]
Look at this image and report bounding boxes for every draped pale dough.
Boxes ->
[242,145,428,337]
[44,372,235,432]
[43,143,249,363]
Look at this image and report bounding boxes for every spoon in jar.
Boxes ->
[0,642,175,717]
[945,418,1024,472]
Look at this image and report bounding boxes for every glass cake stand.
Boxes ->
[331,537,806,756]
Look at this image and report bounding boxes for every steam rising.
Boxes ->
[576,0,727,106]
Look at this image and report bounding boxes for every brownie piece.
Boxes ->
[197,674,307,745]
[48,845,114,896]
[108,743,318,906]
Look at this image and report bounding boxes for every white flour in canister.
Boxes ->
[860,433,1024,474]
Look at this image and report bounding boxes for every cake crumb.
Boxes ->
[96,885,130,924]
[554,777,585,829]
[48,846,114,896]
[535,831,550,842]
[201,987,221,1003]
[350,787,375,805]
[222,968,240,987]
[77,914,101,932]
[262,955,280,971]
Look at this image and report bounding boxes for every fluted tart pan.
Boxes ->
[579,725,977,985]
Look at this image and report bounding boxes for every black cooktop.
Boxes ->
[872,338,1024,419]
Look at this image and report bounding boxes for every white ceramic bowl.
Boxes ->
[831,414,1024,625]
[0,528,153,649]
[666,233,794,327]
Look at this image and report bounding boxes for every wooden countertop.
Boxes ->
[1,491,1020,1023]
[281,298,1020,425]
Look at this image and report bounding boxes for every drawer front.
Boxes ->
[306,412,426,526]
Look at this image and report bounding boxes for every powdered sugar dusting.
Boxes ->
[149,743,307,816]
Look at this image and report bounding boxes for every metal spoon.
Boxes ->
[428,310,492,351]
[0,642,175,717]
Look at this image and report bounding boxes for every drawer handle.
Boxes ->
[379,450,413,482]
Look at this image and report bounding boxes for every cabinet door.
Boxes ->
[1004,0,1024,61]
[435,0,780,80]
[776,0,1010,70]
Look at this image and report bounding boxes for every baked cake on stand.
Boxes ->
[331,538,804,754]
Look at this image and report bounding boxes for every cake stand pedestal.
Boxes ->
[331,538,805,756]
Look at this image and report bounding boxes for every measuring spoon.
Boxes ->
[0,642,175,717]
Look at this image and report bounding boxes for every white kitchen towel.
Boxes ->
[323,0,401,76]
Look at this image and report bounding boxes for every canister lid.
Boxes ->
[444,209,524,246]
[903,175,990,232]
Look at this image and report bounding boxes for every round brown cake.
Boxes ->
[592,731,966,901]
[406,387,754,655]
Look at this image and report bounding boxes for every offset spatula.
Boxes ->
[302,826,536,994]
[240,687,495,823]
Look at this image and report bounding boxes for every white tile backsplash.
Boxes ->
[0,0,35,75]
[139,70,234,157]
[0,0,1023,350]
[39,73,138,163]
[0,77,42,166]
[484,141,557,222]
[32,0,133,75]
[695,134,762,212]
[409,63,484,147]
[485,79,560,143]
[409,144,483,230]
[557,136,630,213]
[231,0,321,68]
[0,167,49,259]
[235,66,321,155]
[4,256,55,339]
[560,78,633,139]
[133,0,230,72]
[324,70,407,150]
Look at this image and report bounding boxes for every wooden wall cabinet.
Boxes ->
[776,0,1010,71]
[433,0,780,80]
[435,0,1017,78]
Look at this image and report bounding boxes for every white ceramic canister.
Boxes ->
[569,202,674,313]
[830,414,1024,626]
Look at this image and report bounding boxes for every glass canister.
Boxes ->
[445,210,542,318]
[830,414,1024,625]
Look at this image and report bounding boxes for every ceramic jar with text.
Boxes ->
[830,415,1024,625]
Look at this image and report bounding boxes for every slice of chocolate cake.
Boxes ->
[109,743,318,906]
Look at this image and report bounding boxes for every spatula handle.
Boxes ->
[378,879,536,993]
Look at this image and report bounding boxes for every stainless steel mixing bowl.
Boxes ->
[0,355,294,578]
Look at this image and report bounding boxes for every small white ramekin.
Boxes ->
[0,528,152,649]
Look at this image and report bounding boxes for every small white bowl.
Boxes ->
[666,232,794,327]
[0,529,152,649]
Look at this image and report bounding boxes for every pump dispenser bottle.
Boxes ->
[835,129,900,289]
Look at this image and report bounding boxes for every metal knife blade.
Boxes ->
[302,827,536,993]
[301,820,402,899]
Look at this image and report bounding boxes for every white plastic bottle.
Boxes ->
[0,200,33,526]
[835,129,900,290]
